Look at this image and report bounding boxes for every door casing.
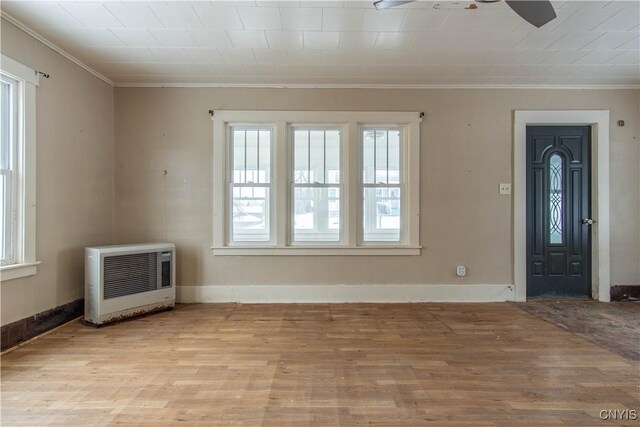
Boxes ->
[526,125,592,297]
[513,110,610,302]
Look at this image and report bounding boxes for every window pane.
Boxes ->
[375,130,388,183]
[388,130,400,184]
[549,154,563,245]
[232,128,271,184]
[1,81,12,262]
[245,130,258,182]
[325,130,340,184]
[1,82,9,170]
[293,187,340,242]
[294,129,341,185]
[309,131,324,183]
[363,129,400,184]
[363,130,375,184]
[294,130,309,183]
[258,130,270,183]
[363,187,401,242]
[232,129,245,183]
[231,186,270,242]
[1,171,11,262]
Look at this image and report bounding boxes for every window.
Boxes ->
[230,127,272,243]
[362,128,402,242]
[0,55,38,281]
[292,128,342,243]
[1,77,14,264]
[548,153,564,245]
[212,111,421,256]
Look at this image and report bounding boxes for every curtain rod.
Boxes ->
[208,110,424,118]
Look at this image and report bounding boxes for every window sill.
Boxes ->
[0,262,40,282]
[211,247,421,256]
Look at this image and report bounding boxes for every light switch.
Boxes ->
[499,183,511,195]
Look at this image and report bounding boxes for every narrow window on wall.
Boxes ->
[229,127,272,243]
[0,77,15,265]
[362,129,402,242]
[292,129,342,243]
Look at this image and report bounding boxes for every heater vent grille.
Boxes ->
[103,253,158,299]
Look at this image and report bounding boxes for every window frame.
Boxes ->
[0,55,39,281]
[212,111,421,256]
[227,125,275,246]
[289,124,346,246]
[359,125,406,246]
[1,74,18,266]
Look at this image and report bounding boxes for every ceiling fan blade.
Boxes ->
[505,0,557,28]
[373,0,416,10]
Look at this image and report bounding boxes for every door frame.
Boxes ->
[514,110,610,302]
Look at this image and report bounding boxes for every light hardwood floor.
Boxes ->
[1,303,638,426]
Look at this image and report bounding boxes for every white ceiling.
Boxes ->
[1,0,639,87]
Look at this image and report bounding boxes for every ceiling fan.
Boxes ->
[373,0,557,28]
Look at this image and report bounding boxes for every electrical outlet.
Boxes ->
[499,183,511,195]
[456,265,466,277]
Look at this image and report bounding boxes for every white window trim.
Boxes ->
[212,111,421,256]
[0,55,39,281]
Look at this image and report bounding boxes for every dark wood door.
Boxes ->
[526,126,591,297]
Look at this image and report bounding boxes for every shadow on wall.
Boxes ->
[173,243,202,288]
[56,246,86,302]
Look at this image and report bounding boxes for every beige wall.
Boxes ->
[113,87,639,289]
[1,20,114,325]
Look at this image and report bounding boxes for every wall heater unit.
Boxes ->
[85,243,176,325]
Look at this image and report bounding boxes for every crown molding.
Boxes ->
[1,11,114,86]
[114,82,640,90]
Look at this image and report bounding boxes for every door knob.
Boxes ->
[581,218,596,225]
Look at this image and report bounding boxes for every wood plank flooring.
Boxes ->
[1,303,638,426]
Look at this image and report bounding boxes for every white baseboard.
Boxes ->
[176,284,516,303]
